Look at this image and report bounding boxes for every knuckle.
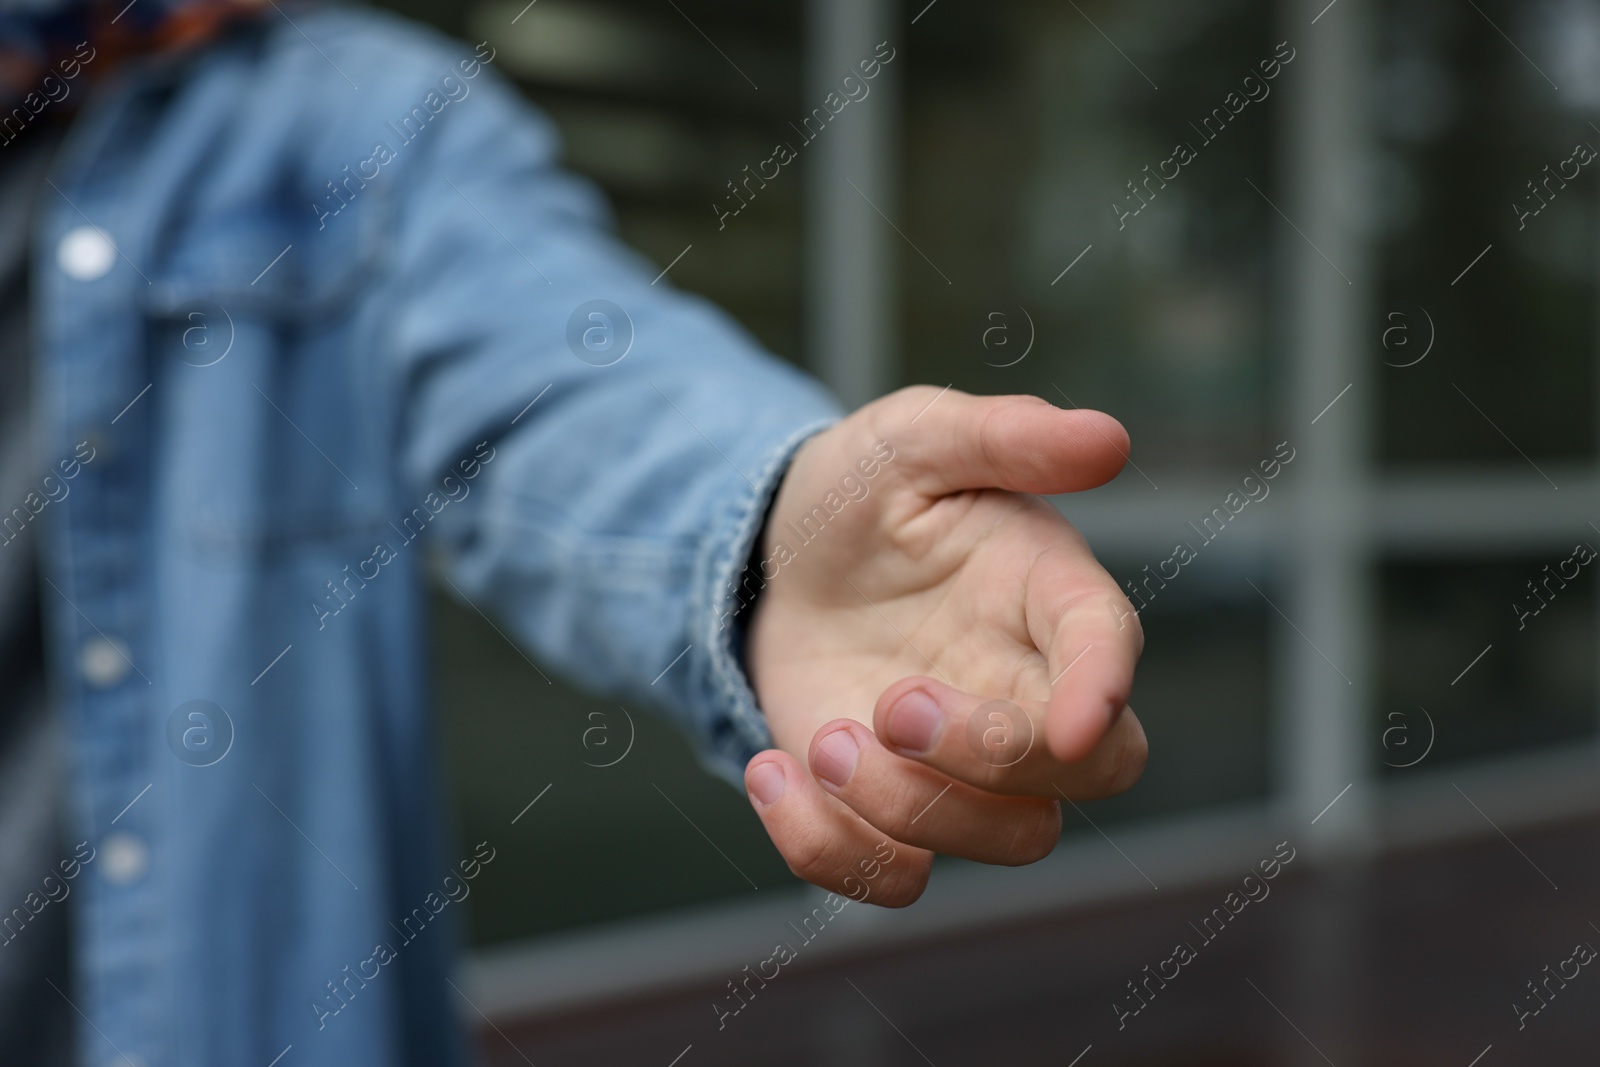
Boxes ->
[885,384,948,423]
[974,401,1008,477]
[781,825,835,883]
[896,384,944,403]
[1095,581,1146,655]
[1119,603,1146,654]
[873,776,936,840]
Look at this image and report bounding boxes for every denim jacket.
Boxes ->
[27,6,838,1064]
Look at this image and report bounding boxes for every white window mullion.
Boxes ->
[1277,0,1377,857]
[804,0,899,407]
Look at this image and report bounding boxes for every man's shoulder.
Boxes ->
[239,5,510,123]
[192,4,536,211]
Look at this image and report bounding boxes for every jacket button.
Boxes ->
[58,225,117,281]
[100,832,149,885]
[79,636,132,688]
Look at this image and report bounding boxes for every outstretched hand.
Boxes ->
[742,386,1147,906]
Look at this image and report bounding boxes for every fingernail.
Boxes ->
[813,729,860,789]
[885,690,942,753]
[747,761,786,807]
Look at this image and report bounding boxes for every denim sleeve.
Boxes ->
[365,47,842,784]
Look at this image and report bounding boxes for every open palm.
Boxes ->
[744,386,1148,906]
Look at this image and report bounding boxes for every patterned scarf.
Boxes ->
[0,0,267,111]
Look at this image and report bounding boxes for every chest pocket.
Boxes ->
[143,202,397,559]
[146,199,384,324]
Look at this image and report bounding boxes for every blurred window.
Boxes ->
[364,0,1600,947]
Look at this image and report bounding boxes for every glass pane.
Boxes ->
[1091,559,1272,820]
[1377,552,1597,772]
[1376,0,1597,467]
[901,0,1277,474]
[469,0,806,359]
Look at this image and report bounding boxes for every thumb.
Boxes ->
[885,387,1130,498]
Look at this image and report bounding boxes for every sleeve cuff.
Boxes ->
[689,416,838,788]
